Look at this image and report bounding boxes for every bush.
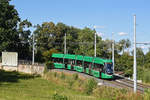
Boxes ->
[45,61,54,69]
[52,92,68,100]
[42,49,58,62]
[142,70,150,83]
[60,72,65,80]
[84,78,97,95]
[144,89,150,100]
[72,73,78,80]
[54,72,58,78]
[67,80,74,89]
[93,86,119,100]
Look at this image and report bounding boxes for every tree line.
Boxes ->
[1,0,150,81]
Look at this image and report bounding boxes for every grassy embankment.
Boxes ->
[0,69,150,100]
[0,70,98,100]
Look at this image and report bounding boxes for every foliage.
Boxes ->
[60,72,66,80]
[18,19,32,60]
[118,39,131,53]
[0,0,20,53]
[142,69,150,83]
[52,92,68,100]
[72,73,78,80]
[42,48,58,62]
[84,78,97,95]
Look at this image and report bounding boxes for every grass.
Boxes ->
[0,70,98,100]
[1,69,150,100]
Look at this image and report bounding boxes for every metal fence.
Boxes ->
[18,60,44,66]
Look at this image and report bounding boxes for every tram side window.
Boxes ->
[53,58,63,63]
[76,60,83,66]
[93,63,103,71]
[65,59,76,65]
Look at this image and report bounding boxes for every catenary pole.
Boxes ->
[32,33,35,65]
[112,32,115,73]
[133,15,137,93]
[94,31,96,57]
[64,33,66,54]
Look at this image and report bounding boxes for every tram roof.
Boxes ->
[52,53,64,58]
[102,59,112,63]
[64,54,76,59]
[83,56,93,62]
[76,55,83,61]
[52,53,112,63]
[93,57,104,65]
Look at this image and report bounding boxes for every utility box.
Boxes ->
[2,52,18,66]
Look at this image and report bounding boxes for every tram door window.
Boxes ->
[76,60,83,67]
[84,62,92,69]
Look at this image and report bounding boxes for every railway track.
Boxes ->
[113,75,150,93]
[50,69,150,93]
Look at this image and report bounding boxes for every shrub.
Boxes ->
[143,70,150,83]
[42,49,58,62]
[45,61,54,69]
[54,72,58,78]
[60,72,65,80]
[72,73,78,80]
[144,89,150,100]
[93,86,120,100]
[52,92,68,100]
[67,80,74,89]
[84,78,97,95]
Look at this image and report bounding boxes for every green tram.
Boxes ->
[51,53,113,79]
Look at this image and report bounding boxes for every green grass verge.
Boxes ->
[1,70,150,100]
[0,70,98,100]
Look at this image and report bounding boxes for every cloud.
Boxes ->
[118,32,128,36]
[94,25,105,29]
[96,32,104,37]
[140,45,146,49]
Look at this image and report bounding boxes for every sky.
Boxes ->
[10,0,150,53]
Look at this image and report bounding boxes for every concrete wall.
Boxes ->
[0,63,45,75]
[2,52,18,66]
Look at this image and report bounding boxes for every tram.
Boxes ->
[51,53,113,79]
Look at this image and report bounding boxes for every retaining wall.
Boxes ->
[0,63,45,75]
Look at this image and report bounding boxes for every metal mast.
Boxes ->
[112,32,115,73]
[133,15,137,93]
[94,32,96,57]
[64,33,66,54]
[32,33,35,65]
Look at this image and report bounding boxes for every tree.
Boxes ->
[0,0,20,53]
[33,22,80,62]
[115,52,133,77]
[118,39,131,53]
[74,27,95,56]
[18,19,32,60]
[136,48,145,66]
[144,51,150,68]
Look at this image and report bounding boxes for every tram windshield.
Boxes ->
[105,63,113,74]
